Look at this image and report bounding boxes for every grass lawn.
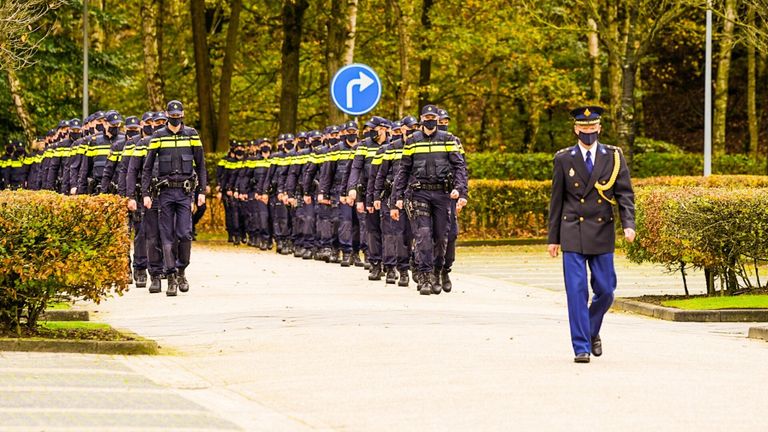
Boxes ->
[41,321,110,331]
[662,295,768,310]
[45,302,72,310]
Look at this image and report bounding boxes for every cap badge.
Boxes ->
[569,168,575,177]
[583,108,591,117]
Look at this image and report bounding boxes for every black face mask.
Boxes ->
[108,126,120,137]
[345,134,358,143]
[437,124,448,132]
[95,124,105,133]
[406,129,416,137]
[311,139,323,149]
[143,125,154,136]
[298,140,308,150]
[422,119,438,131]
[154,124,165,132]
[70,132,81,140]
[168,117,182,127]
[284,142,295,151]
[234,150,244,158]
[126,129,140,138]
[365,130,377,141]
[577,131,599,146]
[327,138,339,146]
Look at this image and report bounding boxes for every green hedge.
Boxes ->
[466,152,767,180]
[626,187,768,295]
[0,191,131,333]
[460,180,551,239]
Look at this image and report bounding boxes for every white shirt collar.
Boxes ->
[578,142,598,162]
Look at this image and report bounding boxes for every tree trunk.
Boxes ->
[713,0,736,154]
[279,0,309,134]
[190,0,217,152]
[91,0,105,52]
[588,18,601,101]
[417,0,434,110]
[526,81,541,153]
[616,8,639,163]
[634,63,644,137]
[343,0,358,65]
[326,0,346,125]
[748,5,759,157]
[6,69,35,145]
[390,0,412,118]
[606,1,621,136]
[157,0,164,73]
[141,0,165,111]
[216,0,242,153]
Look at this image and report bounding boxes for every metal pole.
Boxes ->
[83,0,89,120]
[704,0,713,177]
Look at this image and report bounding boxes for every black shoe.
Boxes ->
[398,269,409,287]
[233,235,241,246]
[329,249,341,263]
[418,273,432,295]
[364,260,371,270]
[282,242,294,255]
[148,276,162,294]
[353,253,365,267]
[368,264,383,281]
[429,272,442,295]
[177,273,189,293]
[302,248,314,260]
[574,353,590,363]
[227,234,234,243]
[166,274,178,297]
[341,253,352,267]
[275,240,283,254]
[259,239,269,250]
[134,270,147,288]
[294,247,304,257]
[591,336,602,357]
[385,267,397,284]
[441,270,452,293]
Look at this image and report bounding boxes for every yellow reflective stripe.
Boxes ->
[354,147,367,157]
[86,147,112,157]
[10,161,23,168]
[366,149,379,158]
[218,159,227,166]
[131,149,148,157]
[401,142,457,156]
[23,158,34,166]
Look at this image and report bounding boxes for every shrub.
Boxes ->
[633,137,684,154]
[0,191,131,334]
[626,187,768,295]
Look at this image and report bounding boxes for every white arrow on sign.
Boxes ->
[345,71,375,109]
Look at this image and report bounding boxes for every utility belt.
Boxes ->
[379,179,393,200]
[411,175,454,193]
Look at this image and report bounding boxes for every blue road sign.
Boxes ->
[331,64,382,116]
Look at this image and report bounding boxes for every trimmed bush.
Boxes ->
[626,187,768,295]
[0,191,130,333]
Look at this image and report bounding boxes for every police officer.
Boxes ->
[436,108,464,292]
[2,140,28,190]
[547,106,636,363]
[25,137,46,190]
[284,132,312,256]
[226,141,248,245]
[78,111,117,195]
[128,111,167,293]
[101,115,137,194]
[142,100,207,297]
[254,139,275,250]
[391,104,468,295]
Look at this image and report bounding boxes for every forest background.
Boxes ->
[3,0,768,165]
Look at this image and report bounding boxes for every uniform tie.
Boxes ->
[585,150,593,175]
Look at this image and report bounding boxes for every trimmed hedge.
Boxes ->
[459,180,550,239]
[466,152,767,180]
[626,187,768,295]
[0,191,130,333]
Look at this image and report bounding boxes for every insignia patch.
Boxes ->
[584,108,591,117]
[569,168,575,177]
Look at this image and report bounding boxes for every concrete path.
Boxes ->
[70,244,767,432]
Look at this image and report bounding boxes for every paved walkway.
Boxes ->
[2,245,767,431]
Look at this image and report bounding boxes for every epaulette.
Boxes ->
[555,147,571,156]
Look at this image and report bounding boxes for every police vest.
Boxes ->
[148,128,201,178]
[403,130,457,184]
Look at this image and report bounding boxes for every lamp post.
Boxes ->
[83,0,89,120]
[704,0,712,177]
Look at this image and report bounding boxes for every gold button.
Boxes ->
[580,198,585,203]
[579,217,584,222]
[598,199,602,204]
[601,180,607,184]
[574,182,580,187]
[563,216,567,220]
[598,217,603,222]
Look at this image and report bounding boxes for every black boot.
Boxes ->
[418,273,432,296]
[441,270,452,293]
[259,239,269,250]
[430,272,442,295]
[177,271,189,293]
[341,253,352,267]
[148,275,162,294]
[329,249,341,263]
[232,235,241,246]
[282,241,293,255]
[227,233,234,243]
[368,263,383,281]
[385,267,397,284]
[364,257,372,270]
[166,274,178,297]
[302,248,314,260]
[134,270,147,288]
[293,246,303,258]
[352,252,365,267]
[398,269,409,287]
[275,239,283,254]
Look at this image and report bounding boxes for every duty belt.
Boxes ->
[167,179,194,190]
[413,183,444,191]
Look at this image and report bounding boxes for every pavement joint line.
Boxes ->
[0,386,172,394]
[0,428,238,432]
[0,367,141,376]
[0,407,222,416]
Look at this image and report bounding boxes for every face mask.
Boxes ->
[311,139,323,149]
[234,150,244,158]
[108,126,120,137]
[284,142,295,151]
[577,131,599,146]
[406,129,416,137]
[345,134,357,143]
[95,124,105,133]
[168,117,182,127]
[126,130,139,138]
[422,119,438,131]
[154,124,165,132]
[298,140,308,150]
[143,125,154,136]
[70,132,81,140]
[365,130,377,141]
[327,138,339,146]
[438,124,448,132]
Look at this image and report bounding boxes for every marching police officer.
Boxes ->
[391,104,468,295]
[142,100,207,297]
[547,106,636,363]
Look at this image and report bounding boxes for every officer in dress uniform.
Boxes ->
[547,106,636,363]
[391,104,468,295]
[142,100,207,297]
